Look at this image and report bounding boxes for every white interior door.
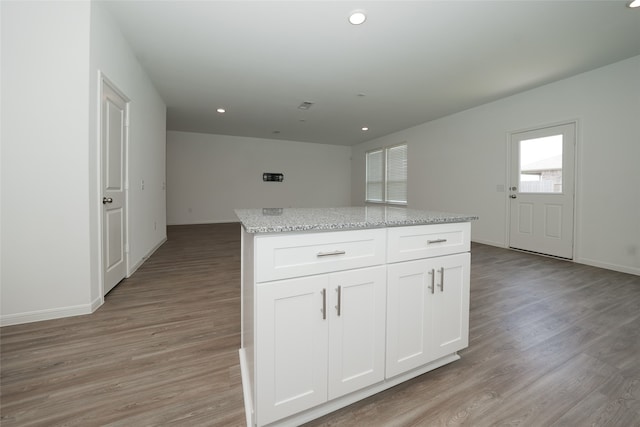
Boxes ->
[509,122,575,259]
[102,80,128,295]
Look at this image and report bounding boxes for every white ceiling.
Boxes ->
[102,1,640,146]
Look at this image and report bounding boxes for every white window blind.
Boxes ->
[366,149,384,202]
[386,144,407,203]
[365,143,407,204]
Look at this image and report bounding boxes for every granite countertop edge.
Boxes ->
[235,207,478,234]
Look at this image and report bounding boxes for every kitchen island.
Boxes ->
[236,207,478,427]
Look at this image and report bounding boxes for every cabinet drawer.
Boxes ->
[255,229,386,282]
[387,222,470,263]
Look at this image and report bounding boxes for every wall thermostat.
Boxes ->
[263,173,284,182]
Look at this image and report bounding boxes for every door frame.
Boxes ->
[98,72,130,298]
[504,119,580,259]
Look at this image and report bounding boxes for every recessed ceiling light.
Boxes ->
[629,0,640,7]
[349,11,366,25]
[362,127,369,131]
[217,108,226,113]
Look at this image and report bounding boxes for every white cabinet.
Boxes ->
[386,253,470,378]
[241,222,471,427]
[328,267,386,400]
[255,275,329,426]
[256,266,386,425]
[430,253,470,361]
[387,222,470,263]
[255,228,386,282]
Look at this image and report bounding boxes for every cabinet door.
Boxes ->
[328,266,386,400]
[386,254,470,379]
[386,259,432,378]
[256,275,329,426]
[430,252,470,360]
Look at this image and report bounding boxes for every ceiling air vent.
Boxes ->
[298,101,314,110]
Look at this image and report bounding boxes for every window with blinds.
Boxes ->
[366,149,384,202]
[365,143,407,204]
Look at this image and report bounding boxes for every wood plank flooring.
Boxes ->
[2,223,639,426]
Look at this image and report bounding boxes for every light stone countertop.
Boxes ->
[234,206,478,234]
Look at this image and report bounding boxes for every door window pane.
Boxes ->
[519,135,563,193]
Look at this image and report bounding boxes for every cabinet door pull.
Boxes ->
[336,286,342,316]
[427,239,447,244]
[438,268,445,292]
[317,250,346,257]
[321,288,327,320]
[429,269,435,294]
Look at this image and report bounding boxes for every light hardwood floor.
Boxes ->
[1,223,639,426]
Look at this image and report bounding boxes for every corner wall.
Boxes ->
[167,132,352,224]
[351,56,640,275]
[0,1,167,326]
[1,1,93,323]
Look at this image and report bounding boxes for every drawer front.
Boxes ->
[255,229,386,282]
[387,222,470,263]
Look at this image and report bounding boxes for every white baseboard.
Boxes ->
[91,295,103,312]
[2,239,166,328]
[127,237,167,277]
[239,348,254,427]
[472,239,639,277]
[471,238,506,248]
[0,303,94,327]
[167,219,241,226]
[575,257,639,276]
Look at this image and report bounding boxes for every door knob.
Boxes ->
[103,197,113,204]
[509,194,517,199]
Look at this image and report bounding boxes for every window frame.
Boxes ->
[365,143,407,205]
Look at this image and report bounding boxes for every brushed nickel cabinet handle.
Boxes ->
[429,269,435,294]
[438,268,445,292]
[317,250,346,257]
[336,286,342,316]
[427,239,447,244]
[321,288,327,320]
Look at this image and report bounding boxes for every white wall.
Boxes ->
[167,132,352,224]
[351,56,640,275]
[0,1,167,325]
[1,1,93,323]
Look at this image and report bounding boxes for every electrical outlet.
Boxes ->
[141,179,145,190]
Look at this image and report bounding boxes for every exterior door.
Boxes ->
[509,123,575,259]
[102,80,128,295]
